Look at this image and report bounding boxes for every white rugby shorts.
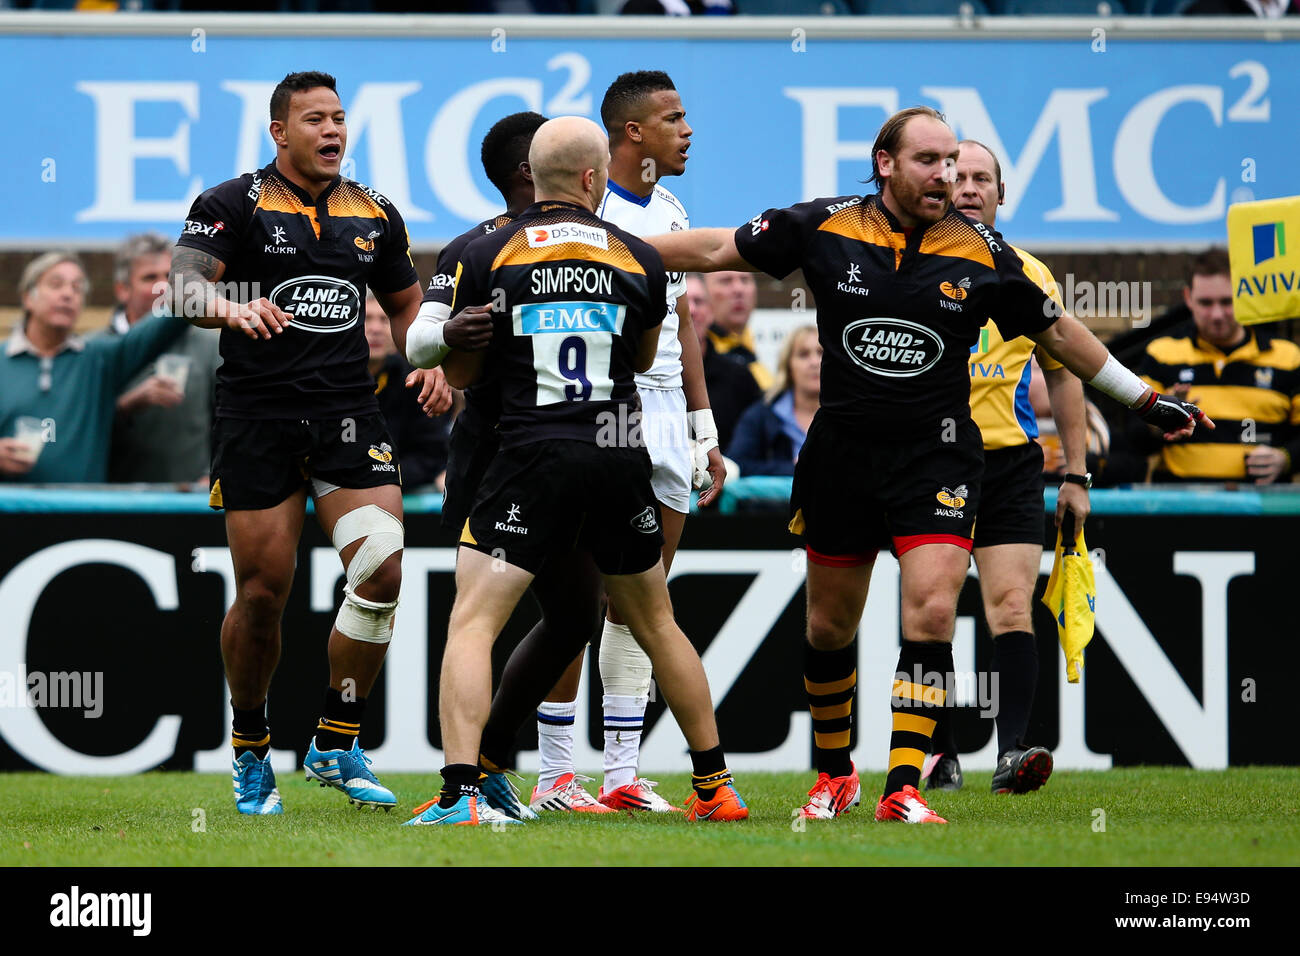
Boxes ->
[639,385,691,514]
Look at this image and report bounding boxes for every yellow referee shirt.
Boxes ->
[969,246,1064,451]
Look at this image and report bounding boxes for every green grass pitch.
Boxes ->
[3,768,1295,867]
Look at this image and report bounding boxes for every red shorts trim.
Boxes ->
[893,533,974,557]
[806,545,879,568]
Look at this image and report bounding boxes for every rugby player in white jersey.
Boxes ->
[527,71,727,814]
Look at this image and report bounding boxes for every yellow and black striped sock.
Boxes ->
[883,642,952,797]
[316,686,365,752]
[804,640,856,778]
[231,701,270,760]
[689,746,732,800]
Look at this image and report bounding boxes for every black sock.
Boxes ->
[316,686,366,751]
[991,630,1038,755]
[930,698,958,758]
[689,746,731,800]
[804,640,856,778]
[478,555,603,770]
[884,642,953,797]
[438,763,483,808]
[231,701,270,760]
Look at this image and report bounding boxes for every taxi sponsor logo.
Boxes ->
[183,219,224,238]
[749,214,770,237]
[843,317,943,377]
[269,275,361,333]
[526,222,609,250]
[426,273,454,291]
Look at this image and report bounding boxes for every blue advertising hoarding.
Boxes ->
[2,27,1296,246]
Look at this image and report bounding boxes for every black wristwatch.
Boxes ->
[1062,472,1093,489]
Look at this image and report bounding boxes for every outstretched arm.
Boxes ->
[645,228,755,274]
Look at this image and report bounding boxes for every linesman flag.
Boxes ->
[1227,195,1300,327]
[1041,517,1096,684]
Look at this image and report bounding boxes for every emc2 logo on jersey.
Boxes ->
[514,301,627,335]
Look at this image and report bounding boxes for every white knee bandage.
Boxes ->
[332,504,404,644]
[598,620,653,697]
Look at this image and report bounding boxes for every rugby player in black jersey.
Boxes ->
[169,71,446,816]
[407,110,610,819]
[405,117,747,825]
[648,105,1211,824]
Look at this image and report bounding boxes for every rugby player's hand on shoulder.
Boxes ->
[1136,387,1214,441]
[443,304,494,351]
[228,298,292,340]
[405,366,453,417]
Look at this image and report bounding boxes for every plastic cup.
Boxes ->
[13,416,45,463]
[155,353,192,394]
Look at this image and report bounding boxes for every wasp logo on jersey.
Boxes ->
[940,277,971,301]
[368,443,397,472]
[527,222,609,250]
[937,485,968,508]
[843,318,944,377]
[354,231,379,253]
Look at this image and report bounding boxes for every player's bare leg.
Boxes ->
[974,542,1053,794]
[222,487,307,814]
[876,543,969,824]
[441,548,535,765]
[301,483,405,809]
[798,559,871,819]
[405,548,534,827]
[603,560,748,820]
[598,504,688,810]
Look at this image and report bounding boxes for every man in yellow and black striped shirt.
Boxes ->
[1138,248,1300,483]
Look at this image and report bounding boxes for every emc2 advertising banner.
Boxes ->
[1,29,1296,246]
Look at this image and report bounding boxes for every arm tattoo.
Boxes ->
[168,246,225,323]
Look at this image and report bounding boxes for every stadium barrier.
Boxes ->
[0,482,1291,774]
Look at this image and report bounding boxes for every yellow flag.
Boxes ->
[1041,526,1096,684]
[1227,195,1300,327]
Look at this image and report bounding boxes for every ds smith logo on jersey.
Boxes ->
[843,318,943,377]
[527,222,609,250]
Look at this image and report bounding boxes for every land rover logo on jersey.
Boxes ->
[937,485,968,508]
[842,318,944,377]
[631,506,659,534]
[269,275,361,333]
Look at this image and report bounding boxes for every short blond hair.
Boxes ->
[767,324,819,402]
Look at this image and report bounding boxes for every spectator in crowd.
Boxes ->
[705,270,774,389]
[1134,248,1299,483]
[688,273,762,451]
[727,324,820,477]
[1,252,187,483]
[365,293,451,490]
[104,233,222,485]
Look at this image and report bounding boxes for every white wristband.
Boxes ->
[688,409,719,450]
[1088,354,1148,408]
[405,302,451,369]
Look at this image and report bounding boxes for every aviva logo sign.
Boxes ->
[1228,197,1300,327]
[1252,221,1285,265]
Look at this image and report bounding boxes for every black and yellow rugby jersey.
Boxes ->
[734,193,1060,437]
[450,200,667,450]
[177,162,418,420]
[420,212,517,429]
[969,245,1066,451]
[1138,321,1300,480]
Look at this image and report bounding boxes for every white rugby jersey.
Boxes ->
[597,179,689,389]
